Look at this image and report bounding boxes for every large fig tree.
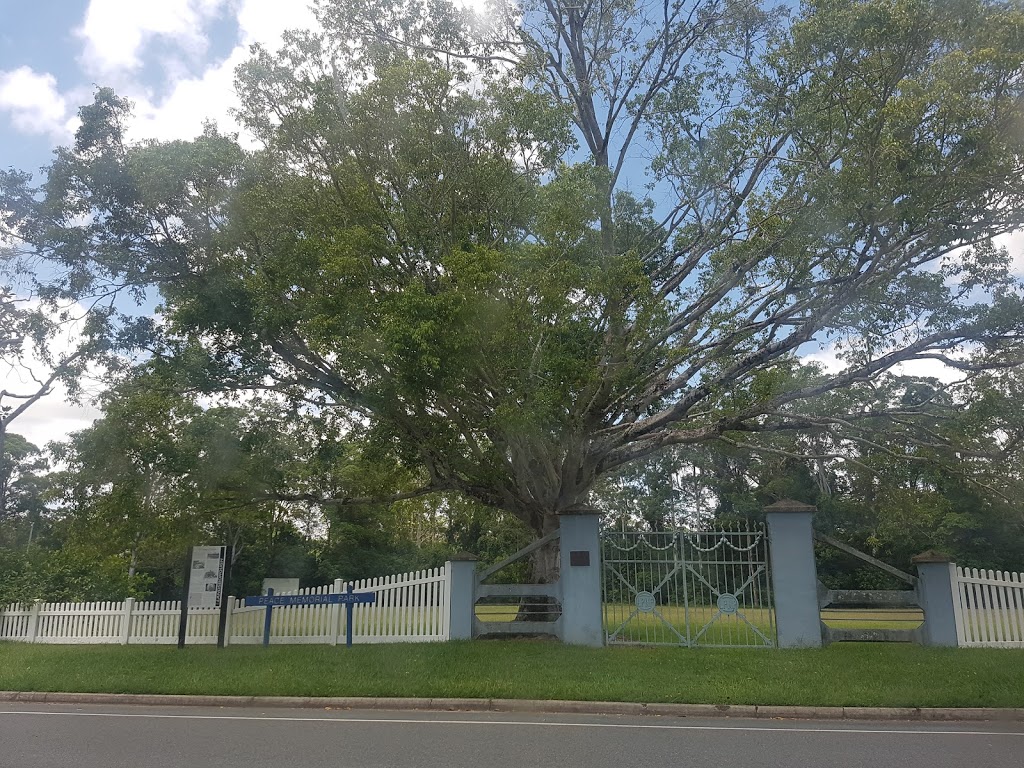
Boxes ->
[3,0,1024,582]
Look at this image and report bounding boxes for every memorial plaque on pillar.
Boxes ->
[569,550,591,567]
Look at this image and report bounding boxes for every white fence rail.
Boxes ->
[0,599,224,645]
[0,566,450,646]
[953,567,1024,648]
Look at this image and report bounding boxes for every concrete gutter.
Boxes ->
[1,691,1022,722]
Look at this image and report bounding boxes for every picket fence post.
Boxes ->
[120,598,135,645]
[950,566,967,647]
[331,578,344,645]
[26,600,42,643]
[223,597,235,647]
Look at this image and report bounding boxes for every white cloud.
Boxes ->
[802,345,844,375]
[76,0,230,79]
[120,1,320,144]
[0,67,77,142]
[236,0,318,46]
[995,229,1024,276]
[127,50,243,142]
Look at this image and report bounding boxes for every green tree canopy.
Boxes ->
[3,0,1024,581]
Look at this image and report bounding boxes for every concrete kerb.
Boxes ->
[1,692,1022,722]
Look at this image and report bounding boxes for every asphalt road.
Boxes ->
[1,704,1021,768]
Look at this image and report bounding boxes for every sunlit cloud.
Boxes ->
[115,1,321,145]
[0,67,78,142]
[76,0,230,79]
[996,230,1024,276]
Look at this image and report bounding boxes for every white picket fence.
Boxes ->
[953,567,1024,648]
[0,566,450,646]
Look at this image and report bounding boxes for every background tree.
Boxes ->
[0,433,49,547]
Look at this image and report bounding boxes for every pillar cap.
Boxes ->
[557,507,602,516]
[763,499,817,514]
[911,549,953,564]
[449,552,479,562]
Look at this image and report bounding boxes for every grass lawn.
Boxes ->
[2,641,1023,708]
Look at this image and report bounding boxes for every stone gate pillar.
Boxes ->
[765,499,823,648]
[445,553,478,640]
[558,511,604,647]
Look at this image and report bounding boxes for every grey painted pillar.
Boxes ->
[445,553,478,641]
[558,512,604,647]
[913,551,960,647]
[765,500,822,648]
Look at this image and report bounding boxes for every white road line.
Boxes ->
[0,710,1021,737]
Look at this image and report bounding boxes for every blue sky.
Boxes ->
[1,1,90,174]
[1,1,318,176]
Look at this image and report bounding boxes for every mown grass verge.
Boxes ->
[3,641,1023,708]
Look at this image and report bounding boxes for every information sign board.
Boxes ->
[187,545,227,608]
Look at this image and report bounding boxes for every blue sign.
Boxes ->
[244,592,376,607]
[245,585,377,648]
[334,592,376,604]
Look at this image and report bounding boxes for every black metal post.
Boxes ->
[216,545,233,648]
[177,552,191,650]
[263,588,274,647]
[345,582,355,647]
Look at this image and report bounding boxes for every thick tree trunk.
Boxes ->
[529,512,562,585]
[517,512,562,623]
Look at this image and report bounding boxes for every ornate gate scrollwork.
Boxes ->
[602,526,776,647]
